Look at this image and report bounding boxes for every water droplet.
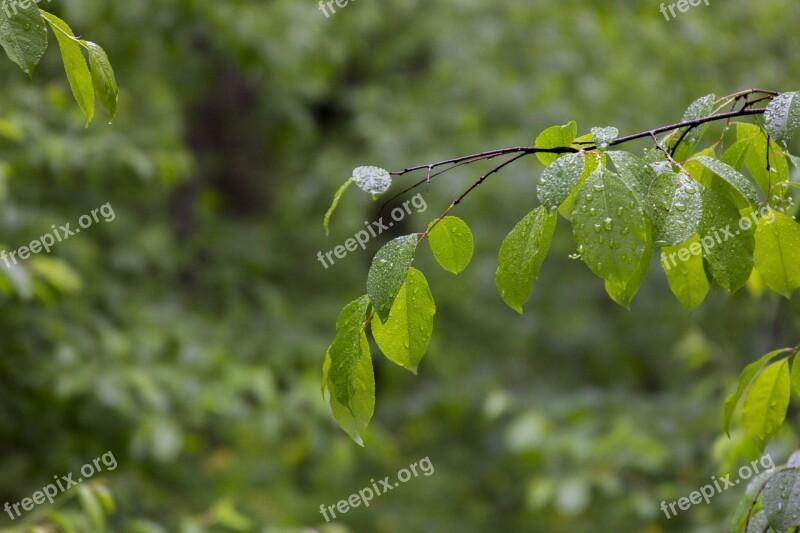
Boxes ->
[593,184,605,192]
[615,207,625,215]
[603,217,614,230]
[593,224,602,233]
[585,194,594,202]
[620,227,631,235]
[589,208,597,216]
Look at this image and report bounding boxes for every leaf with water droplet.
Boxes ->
[590,126,619,151]
[495,206,557,313]
[743,357,790,450]
[660,234,709,311]
[605,219,653,308]
[572,167,648,284]
[606,151,654,203]
[695,156,760,209]
[537,153,585,211]
[762,468,800,532]
[371,268,435,374]
[367,235,419,322]
[646,172,703,246]
[321,295,374,445]
[0,0,47,75]
[534,121,577,165]
[427,216,474,275]
[84,41,119,120]
[765,92,800,146]
[699,187,754,292]
[664,94,716,161]
[352,166,392,199]
[754,211,800,297]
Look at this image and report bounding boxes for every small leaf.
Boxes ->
[322,295,374,445]
[660,234,710,311]
[695,156,761,208]
[743,357,790,449]
[571,167,648,284]
[0,0,47,75]
[371,268,435,374]
[722,351,776,436]
[590,126,619,150]
[42,12,94,125]
[495,206,556,313]
[754,210,800,297]
[668,94,716,161]
[427,216,473,274]
[352,166,391,198]
[646,172,703,246]
[84,41,118,119]
[323,178,353,235]
[535,121,577,165]
[536,152,586,211]
[765,91,800,146]
[367,235,419,322]
[762,469,800,532]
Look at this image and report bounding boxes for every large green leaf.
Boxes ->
[371,268,435,374]
[495,206,556,313]
[367,235,419,322]
[0,0,47,75]
[743,357,790,449]
[765,91,800,146]
[604,220,652,308]
[534,121,577,165]
[695,156,760,208]
[699,187,754,292]
[722,351,778,436]
[645,172,703,246]
[42,12,94,125]
[427,216,473,274]
[84,41,119,119]
[571,167,648,283]
[537,153,586,211]
[322,295,374,445]
[754,211,800,297]
[660,234,710,311]
[762,469,800,532]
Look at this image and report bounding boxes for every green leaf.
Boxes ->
[0,0,46,75]
[84,41,118,119]
[645,172,703,246]
[536,153,586,211]
[762,469,800,532]
[695,156,760,208]
[352,166,391,199]
[743,357,790,448]
[699,187,755,292]
[557,153,599,220]
[722,351,778,436]
[495,206,556,313]
[734,122,789,193]
[604,220,652,308]
[41,12,94,125]
[765,91,800,146]
[78,485,105,528]
[744,511,769,533]
[607,151,655,197]
[590,126,618,150]
[668,94,716,161]
[571,167,648,283]
[322,295,374,445]
[754,211,800,297]
[535,121,577,165]
[323,178,353,235]
[367,235,419,322]
[427,216,473,274]
[371,268,435,374]
[660,234,710,311]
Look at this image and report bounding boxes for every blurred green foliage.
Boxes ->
[0,0,799,531]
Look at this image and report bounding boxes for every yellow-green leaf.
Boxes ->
[42,12,94,125]
[742,357,790,449]
[660,234,710,311]
[754,211,800,297]
[427,217,473,274]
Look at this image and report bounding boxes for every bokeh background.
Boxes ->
[1,0,799,531]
